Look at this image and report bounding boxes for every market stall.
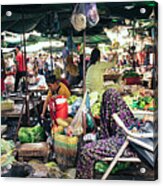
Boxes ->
[1,1,158,180]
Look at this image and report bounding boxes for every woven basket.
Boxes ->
[54,134,78,168]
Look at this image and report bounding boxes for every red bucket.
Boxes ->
[49,95,68,120]
[55,95,68,119]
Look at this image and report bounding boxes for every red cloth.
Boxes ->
[16,51,26,72]
[1,78,5,92]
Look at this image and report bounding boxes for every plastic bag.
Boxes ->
[71,3,99,32]
[71,4,87,32]
[85,3,100,27]
[70,91,87,136]
[4,75,15,92]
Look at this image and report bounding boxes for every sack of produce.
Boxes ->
[54,133,78,168]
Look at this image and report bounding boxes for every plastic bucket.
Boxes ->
[55,95,68,119]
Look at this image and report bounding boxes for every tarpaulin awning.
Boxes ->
[1,1,158,36]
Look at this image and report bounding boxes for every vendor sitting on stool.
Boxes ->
[41,75,71,119]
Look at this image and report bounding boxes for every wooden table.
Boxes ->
[1,100,41,118]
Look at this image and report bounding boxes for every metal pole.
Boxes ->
[14,99,26,142]
[83,30,86,94]
[49,35,53,76]
[22,9,30,126]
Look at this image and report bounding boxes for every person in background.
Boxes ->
[66,55,79,86]
[14,45,26,92]
[136,48,146,66]
[45,55,55,79]
[37,53,44,75]
[77,54,84,83]
[86,48,116,93]
[41,75,71,119]
[34,66,47,89]
[62,42,69,65]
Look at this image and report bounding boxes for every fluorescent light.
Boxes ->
[124,5,135,10]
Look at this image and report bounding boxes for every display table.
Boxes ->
[1,101,41,118]
[103,74,121,82]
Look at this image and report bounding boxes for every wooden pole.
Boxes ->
[22,9,30,126]
[102,140,129,180]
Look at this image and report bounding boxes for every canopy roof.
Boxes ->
[1,1,158,36]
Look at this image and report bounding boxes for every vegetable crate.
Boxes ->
[16,142,50,162]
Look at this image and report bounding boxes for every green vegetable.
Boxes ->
[67,95,79,105]
[143,96,153,104]
[1,153,16,168]
[123,70,139,79]
[138,100,146,109]
[95,161,130,174]
[91,102,101,117]
[1,139,15,155]
[18,125,45,143]
[45,162,58,168]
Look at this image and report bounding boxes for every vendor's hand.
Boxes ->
[40,113,45,119]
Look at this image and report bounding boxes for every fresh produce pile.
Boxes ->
[91,102,101,118]
[1,139,16,168]
[122,70,140,79]
[18,125,46,143]
[67,92,103,118]
[51,117,73,135]
[95,161,130,174]
[1,99,14,111]
[89,92,102,118]
[1,153,16,168]
[67,95,79,105]
[1,139,15,154]
[67,95,82,116]
[123,95,158,111]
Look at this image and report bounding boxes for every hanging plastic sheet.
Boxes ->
[130,121,158,167]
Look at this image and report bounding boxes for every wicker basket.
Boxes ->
[54,134,78,169]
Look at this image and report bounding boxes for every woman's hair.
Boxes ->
[90,48,100,65]
[46,75,58,84]
[66,55,73,64]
